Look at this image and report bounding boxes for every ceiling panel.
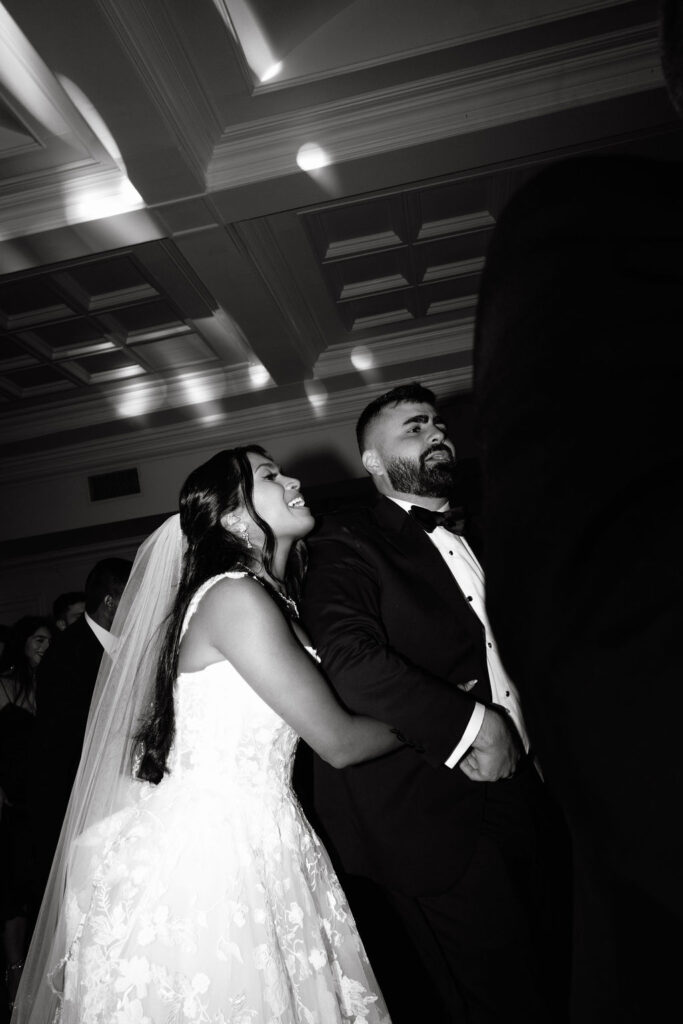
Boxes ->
[27,319,105,351]
[0,0,679,497]
[0,336,29,361]
[301,179,504,333]
[132,334,217,372]
[0,361,75,396]
[108,300,185,336]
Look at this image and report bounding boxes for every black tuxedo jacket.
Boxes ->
[475,155,683,1019]
[301,495,533,896]
[29,616,104,888]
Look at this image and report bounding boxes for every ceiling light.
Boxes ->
[350,346,375,371]
[114,383,160,419]
[296,143,330,172]
[248,363,272,388]
[305,378,328,412]
[68,178,144,225]
[260,62,282,82]
[179,376,213,406]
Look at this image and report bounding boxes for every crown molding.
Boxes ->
[0,530,142,570]
[0,163,146,242]
[208,23,661,190]
[248,0,636,93]
[0,362,261,444]
[0,365,472,483]
[0,320,474,449]
[96,0,222,180]
[316,318,474,377]
[0,6,142,242]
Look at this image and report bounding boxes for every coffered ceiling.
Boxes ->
[0,0,680,494]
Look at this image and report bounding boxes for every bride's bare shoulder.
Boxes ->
[194,574,278,626]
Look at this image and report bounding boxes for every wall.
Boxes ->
[0,393,478,625]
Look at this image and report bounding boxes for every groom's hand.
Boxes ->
[459,707,522,782]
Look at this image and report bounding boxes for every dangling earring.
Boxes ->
[236,520,252,549]
[226,513,252,549]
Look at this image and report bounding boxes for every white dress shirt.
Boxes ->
[84,611,115,655]
[389,497,529,768]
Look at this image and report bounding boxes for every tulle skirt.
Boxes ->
[55,774,390,1024]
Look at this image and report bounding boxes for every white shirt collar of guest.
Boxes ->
[387,496,450,514]
[84,611,115,655]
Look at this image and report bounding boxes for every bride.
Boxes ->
[13,446,395,1023]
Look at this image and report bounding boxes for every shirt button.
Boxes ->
[466,595,473,601]
[487,642,492,648]
[449,550,454,556]
[505,690,510,697]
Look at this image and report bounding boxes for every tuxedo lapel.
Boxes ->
[371,497,481,627]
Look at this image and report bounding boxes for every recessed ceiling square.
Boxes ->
[113,300,184,334]
[68,256,150,298]
[134,335,215,371]
[31,318,105,350]
[0,337,30,362]
[0,279,70,319]
[1,363,71,389]
[75,349,141,375]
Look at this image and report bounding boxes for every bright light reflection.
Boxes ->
[305,378,328,417]
[55,75,145,226]
[248,363,272,388]
[197,411,227,426]
[260,61,282,82]
[68,178,145,225]
[350,346,375,371]
[216,0,281,83]
[0,7,69,133]
[179,377,213,406]
[114,383,163,419]
[296,143,330,172]
[58,76,124,167]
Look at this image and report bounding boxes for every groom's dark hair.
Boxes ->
[355,382,437,453]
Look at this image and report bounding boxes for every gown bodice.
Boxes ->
[166,573,303,807]
[52,571,390,1024]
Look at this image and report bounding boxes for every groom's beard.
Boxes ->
[385,446,457,497]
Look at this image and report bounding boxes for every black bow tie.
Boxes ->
[409,505,466,535]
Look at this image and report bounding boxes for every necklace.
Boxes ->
[239,567,299,619]
[273,591,299,619]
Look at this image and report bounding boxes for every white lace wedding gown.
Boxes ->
[56,574,390,1024]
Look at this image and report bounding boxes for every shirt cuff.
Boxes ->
[444,703,486,768]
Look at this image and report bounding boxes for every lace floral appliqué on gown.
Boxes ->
[55,574,390,1024]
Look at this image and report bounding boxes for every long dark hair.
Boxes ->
[135,446,306,783]
[0,616,53,703]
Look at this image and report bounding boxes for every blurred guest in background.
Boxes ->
[29,559,132,921]
[474,4,683,1020]
[0,627,11,672]
[51,592,85,632]
[0,617,53,1013]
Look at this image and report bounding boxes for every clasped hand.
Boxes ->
[459,707,522,782]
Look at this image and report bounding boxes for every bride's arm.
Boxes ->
[193,576,400,768]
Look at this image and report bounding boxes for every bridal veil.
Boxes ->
[13,515,183,1024]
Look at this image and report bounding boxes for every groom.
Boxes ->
[301,383,562,1022]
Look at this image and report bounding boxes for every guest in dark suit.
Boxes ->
[28,558,132,914]
[474,9,683,1020]
[301,383,564,1023]
[51,591,85,633]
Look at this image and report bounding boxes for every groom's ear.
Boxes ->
[361,448,383,477]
